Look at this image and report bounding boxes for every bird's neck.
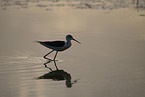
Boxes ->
[66,39,71,45]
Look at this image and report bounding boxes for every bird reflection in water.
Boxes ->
[37,58,79,88]
[38,69,79,88]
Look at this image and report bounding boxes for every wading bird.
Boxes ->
[37,34,81,69]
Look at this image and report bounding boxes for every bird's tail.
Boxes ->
[33,41,41,44]
[36,41,41,43]
[36,41,44,43]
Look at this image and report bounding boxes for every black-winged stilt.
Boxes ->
[37,34,81,69]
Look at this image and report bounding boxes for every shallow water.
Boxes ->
[0,1,145,97]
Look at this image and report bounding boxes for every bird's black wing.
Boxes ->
[39,41,65,47]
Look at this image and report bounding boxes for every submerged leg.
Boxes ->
[44,60,53,71]
[43,50,54,60]
[53,51,58,70]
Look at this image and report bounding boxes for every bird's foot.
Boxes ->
[51,59,59,61]
[45,58,58,62]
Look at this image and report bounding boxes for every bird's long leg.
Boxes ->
[43,60,53,71]
[43,50,54,60]
[53,51,58,70]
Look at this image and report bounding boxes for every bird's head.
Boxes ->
[66,34,81,44]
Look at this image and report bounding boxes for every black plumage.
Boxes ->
[38,41,65,47]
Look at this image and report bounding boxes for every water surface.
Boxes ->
[0,0,145,97]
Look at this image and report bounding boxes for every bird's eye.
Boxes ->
[68,35,72,38]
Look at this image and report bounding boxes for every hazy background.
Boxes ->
[0,0,145,97]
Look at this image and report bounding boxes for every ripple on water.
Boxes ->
[0,56,47,74]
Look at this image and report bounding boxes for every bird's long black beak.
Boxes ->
[73,38,81,44]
